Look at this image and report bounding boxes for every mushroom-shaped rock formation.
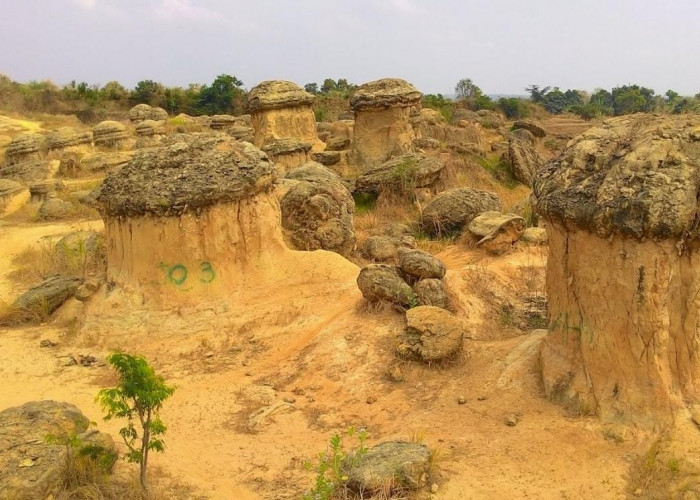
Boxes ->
[128,103,168,123]
[92,121,129,149]
[248,80,322,170]
[421,187,502,237]
[135,120,166,137]
[261,138,312,172]
[354,153,445,196]
[4,133,47,165]
[46,127,92,151]
[87,134,358,332]
[0,159,51,183]
[534,114,700,428]
[350,78,421,169]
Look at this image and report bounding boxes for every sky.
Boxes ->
[1,0,699,96]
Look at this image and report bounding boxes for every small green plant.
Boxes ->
[96,352,175,492]
[303,426,369,500]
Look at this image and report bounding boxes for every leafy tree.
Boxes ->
[100,81,128,101]
[422,93,453,121]
[96,352,175,491]
[321,78,337,94]
[304,82,319,94]
[525,84,551,103]
[498,97,529,119]
[131,80,164,106]
[455,78,482,100]
[197,74,244,115]
[474,94,495,111]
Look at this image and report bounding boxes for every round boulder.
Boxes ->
[357,264,417,307]
[421,187,502,236]
[397,305,464,361]
[399,249,446,280]
[347,441,430,495]
[414,278,450,309]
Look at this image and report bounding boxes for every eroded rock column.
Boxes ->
[534,114,700,428]
[350,78,421,169]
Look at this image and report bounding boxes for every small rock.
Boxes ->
[457,396,466,405]
[388,365,404,382]
[505,413,520,426]
[634,488,643,497]
[431,483,439,494]
[283,396,296,404]
[204,351,214,358]
[366,395,377,405]
[39,339,57,348]
[78,354,97,367]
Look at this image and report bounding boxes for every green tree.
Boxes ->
[320,78,337,94]
[525,84,551,103]
[304,82,319,94]
[96,352,175,491]
[498,97,529,119]
[455,78,482,100]
[131,80,164,106]
[197,74,244,115]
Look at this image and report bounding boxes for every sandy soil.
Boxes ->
[0,216,656,499]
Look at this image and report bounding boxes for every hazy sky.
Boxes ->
[1,0,699,95]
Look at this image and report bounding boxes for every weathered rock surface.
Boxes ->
[5,133,47,165]
[39,198,74,219]
[421,188,502,236]
[209,114,237,130]
[521,227,548,244]
[0,401,115,500]
[310,150,340,166]
[347,441,430,494]
[535,114,700,428]
[128,103,168,122]
[399,249,446,280]
[80,151,132,174]
[135,119,165,136]
[354,153,445,195]
[397,305,464,361]
[413,108,483,152]
[283,161,350,190]
[13,276,83,319]
[414,278,450,309]
[247,80,315,112]
[350,78,421,168]
[55,231,103,261]
[92,121,129,148]
[97,134,275,218]
[46,127,92,150]
[0,160,51,183]
[30,179,66,202]
[468,211,526,255]
[357,264,417,307]
[280,175,355,256]
[361,235,415,263]
[513,119,546,137]
[0,179,26,213]
[507,132,542,186]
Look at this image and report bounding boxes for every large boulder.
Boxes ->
[507,132,542,186]
[414,278,450,309]
[92,121,129,149]
[39,198,74,220]
[0,401,115,500]
[357,264,417,307]
[12,276,83,321]
[467,211,526,255]
[247,80,315,112]
[534,114,700,427]
[354,153,445,195]
[280,177,356,256]
[421,187,502,236]
[347,441,431,495]
[398,249,446,281]
[361,235,414,263]
[397,305,464,361]
[4,133,47,165]
[513,119,546,138]
[128,103,168,123]
[45,127,92,150]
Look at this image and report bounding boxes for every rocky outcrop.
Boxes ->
[507,131,542,186]
[280,173,356,256]
[11,276,82,321]
[421,187,502,236]
[354,153,445,196]
[80,151,133,175]
[128,103,168,123]
[248,81,322,170]
[347,442,430,495]
[534,114,700,428]
[357,264,417,307]
[135,119,166,137]
[350,78,421,168]
[0,401,115,500]
[46,127,92,150]
[413,108,483,152]
[4,133,47,165]
[0,160,51,183]
[397,305,464,361]
[92,121,129,149]
[513,119,546,138]
[467,211,526,255]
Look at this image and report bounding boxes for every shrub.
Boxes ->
[497,98,529,119]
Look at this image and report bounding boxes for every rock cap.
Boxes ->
[248,80,315,112]
[350,78,421,111]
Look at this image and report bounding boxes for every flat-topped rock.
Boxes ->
[135,119,166,136]
[535,114,700,242]
[92,120,129,147]
[45,127,92,150]
[350,78,422,110]
[354,153,445,195]
[5,133,47,164]
[247,80,315,112]
[97,134,275,218]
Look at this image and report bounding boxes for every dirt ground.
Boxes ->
[0,217,655,499]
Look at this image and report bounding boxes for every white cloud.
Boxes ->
[73,0,96,9]
[152,0,226,23]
